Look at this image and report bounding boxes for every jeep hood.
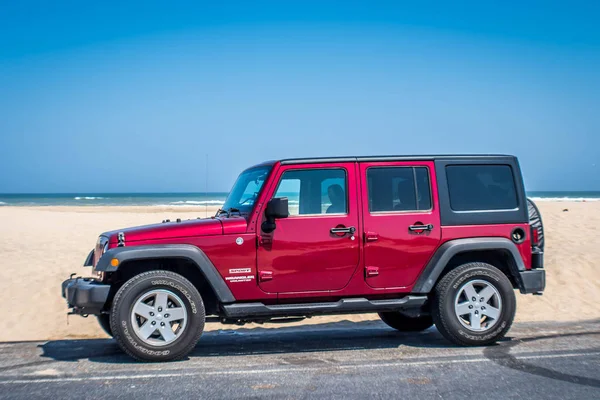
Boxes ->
[103,217,247,244]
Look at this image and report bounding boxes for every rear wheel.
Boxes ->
[431,262,516,346]
[110,270,205,362]
[378,312,433,332]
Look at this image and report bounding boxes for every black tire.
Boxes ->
[110,270,205,362]
[431,262,516,346]
[378,312,433,332]
[97,314,113,337]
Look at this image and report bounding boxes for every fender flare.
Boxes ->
[412,238,526,293]
[96,244,235,303]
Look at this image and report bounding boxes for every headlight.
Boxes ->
[94,236,109,267]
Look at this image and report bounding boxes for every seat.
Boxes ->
[326,184,346,213]
[394,180,416,211]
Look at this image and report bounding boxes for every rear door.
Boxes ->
[360,161,441,289]
[257,162,360,293]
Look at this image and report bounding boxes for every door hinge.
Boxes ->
[365,266,379,277]
[257,235,272,247]
[365,231,379,242]
[259,271,273,282]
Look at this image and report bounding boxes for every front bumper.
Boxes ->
[62,278,110,315]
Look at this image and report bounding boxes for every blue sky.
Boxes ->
[0,1,598,192]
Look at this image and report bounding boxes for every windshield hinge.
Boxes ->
[117,232,126,247]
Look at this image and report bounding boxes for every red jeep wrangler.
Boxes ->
[62,155,545,361]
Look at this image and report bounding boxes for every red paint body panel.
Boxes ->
[113,233,276,301]
[105,218,223,244]
[255,162,361,293]
[440,224,532,270]
[220,217,249,235]
[359,161,442,289]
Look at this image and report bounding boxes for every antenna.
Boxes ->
[205,153,208,218]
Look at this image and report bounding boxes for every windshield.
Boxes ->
[220,166,272,215]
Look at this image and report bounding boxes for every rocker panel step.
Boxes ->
[222,296,428,318]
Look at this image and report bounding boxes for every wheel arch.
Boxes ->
[412,238,526,293]
[96,245,235,314]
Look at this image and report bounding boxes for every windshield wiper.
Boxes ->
[227,207,242,217]
[216,207,242,218]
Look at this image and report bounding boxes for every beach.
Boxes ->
[0,202,599,342]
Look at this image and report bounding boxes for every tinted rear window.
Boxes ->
[446,165,518,211]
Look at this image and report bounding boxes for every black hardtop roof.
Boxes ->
[278,154,516,165]
[247,154,517,170]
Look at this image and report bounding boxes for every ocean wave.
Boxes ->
[150,204,223,208]
[74,196,105,200]
[529,197,600,202]
[0,201,6,206]
[170,200,225,205]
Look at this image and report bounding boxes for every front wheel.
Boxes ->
[110,270,205,362]
[97,314,113,337]
[431,262,516,346]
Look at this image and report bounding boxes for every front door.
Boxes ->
[360,161,441,289]
[257,163,360,293]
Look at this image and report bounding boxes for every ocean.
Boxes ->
[0,191,599,207]
[0,193,230,207]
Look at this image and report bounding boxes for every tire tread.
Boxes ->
[110,270,205,362]
[431,262,515,346]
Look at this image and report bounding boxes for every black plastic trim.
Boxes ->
[83,249,94,267]
[279,154,513,165]
[532,250,544,269]
[519,270,546,294]
[62,278,110,315]
[412,238,526,293]
[222,296,427,318]
[281,157,359,164]
[96,244,236,303]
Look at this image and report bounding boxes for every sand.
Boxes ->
[0,202,599,342]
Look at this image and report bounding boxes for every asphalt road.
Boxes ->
[0,319,598,399]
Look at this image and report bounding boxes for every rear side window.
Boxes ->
[446,165,517,211]
[367,167,432,212]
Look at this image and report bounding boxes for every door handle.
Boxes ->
[408,224,434,232]
[330,226,356,235]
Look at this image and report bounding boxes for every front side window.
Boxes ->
[367,167,432,212]
[274,168,347,216]
[446,165,517,211]
[221,166,271,214]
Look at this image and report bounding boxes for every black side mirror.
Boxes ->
[266,197,289,219]
[262,197,289,233]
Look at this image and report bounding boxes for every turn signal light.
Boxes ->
[531,227,540,246]
[111,258,119,267]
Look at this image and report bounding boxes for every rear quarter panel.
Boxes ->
[440,224,532,269]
